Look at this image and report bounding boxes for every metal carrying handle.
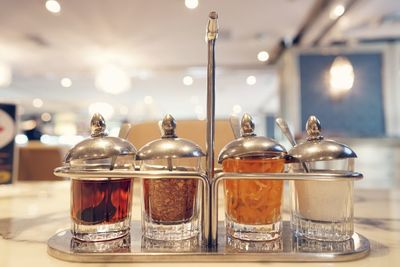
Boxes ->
[206,11,218,182]
[205,11,218,249]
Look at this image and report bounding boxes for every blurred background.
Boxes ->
[0,0,399,187]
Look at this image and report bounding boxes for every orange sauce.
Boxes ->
[223,158,285,225]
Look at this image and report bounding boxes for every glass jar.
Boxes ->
[64,113,136,242]
[136,114,204,241]
[70,177,133,242]
[218,114,287,241]
[289,116,357,241]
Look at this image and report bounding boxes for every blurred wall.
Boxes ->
[278,44,400,138]
[299,53,385,137]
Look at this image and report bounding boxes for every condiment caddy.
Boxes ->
[47,11,370,262]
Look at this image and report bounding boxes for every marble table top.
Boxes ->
[0,181,399,266]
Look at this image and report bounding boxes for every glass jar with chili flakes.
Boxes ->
[136,114,205,241]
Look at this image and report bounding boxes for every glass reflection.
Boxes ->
[225,235,283,253]
[293,233,355,253]
[70,234,131,253]
[141,236,200,252]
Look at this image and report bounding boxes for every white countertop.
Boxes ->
[0,181,399,266]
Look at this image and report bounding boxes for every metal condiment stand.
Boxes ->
[47,11,370,262]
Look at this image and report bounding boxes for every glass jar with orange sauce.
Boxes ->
[218,114,287,241]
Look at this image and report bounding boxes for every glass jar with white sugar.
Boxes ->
[288,116,357,242]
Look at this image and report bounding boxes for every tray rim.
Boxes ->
[47,222,370,263]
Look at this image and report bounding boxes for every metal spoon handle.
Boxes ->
[276,117,296,147]
[229,115,241,139]
[275,117,309,173]
[118,123,132,139]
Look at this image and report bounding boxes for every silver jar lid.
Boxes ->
[64,113,136,170]
[218,113,287,163]
[136,114,205,161]
[288,115,357,162]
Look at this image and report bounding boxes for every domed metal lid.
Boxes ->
[218,113,287,163]
[136,114,205,161]
[64,113,136,169]
[288,115,357,162]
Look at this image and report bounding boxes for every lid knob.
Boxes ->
[306,115,323,141]
[90,113,107,137]
[241,113,256,137]
[162,114,177,138]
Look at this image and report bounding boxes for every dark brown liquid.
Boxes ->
[143,179,198,223]
[71,179,132,225]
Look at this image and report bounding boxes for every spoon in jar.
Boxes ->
[229,115,241,139]
[275,117,309,173]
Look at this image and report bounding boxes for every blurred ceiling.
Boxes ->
[0,0,399,122]
[0,0,317,72]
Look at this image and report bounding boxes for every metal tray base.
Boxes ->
[47,221,370,262]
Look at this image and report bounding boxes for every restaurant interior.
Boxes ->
[0,0,400,266]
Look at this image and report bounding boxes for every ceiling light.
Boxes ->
[183,75,194,86]
[60,77,72,88]
[88,102,114,120]
[330,4,345,19]
[257,51,270,62]
[246,75,257,85]
[95,64,131,95]
[45,0,61,14]
[15,134,28,145]
[21,120,37,131]
[41,112,52,122]
[144,96,153,105]
[232,105,242,114]
[32,98,43,108]
[185,0,199,9]
[0,62,12,87]
[329,56,354,98]
[40,134,59,145]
